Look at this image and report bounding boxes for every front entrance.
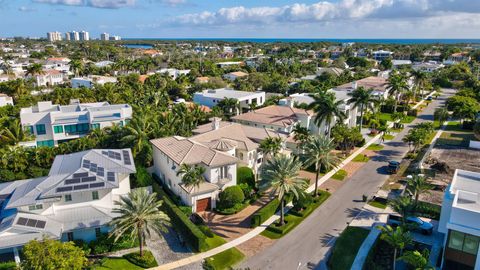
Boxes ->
[196,198,211,212]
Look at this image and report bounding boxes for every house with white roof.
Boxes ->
[193,88,265,112]
[157,68,190,80]
[20,100,132,147]
[0,93,13,107]
[31,70,65,87]
[0,149,135,262]
[71,75,117,89]
[412,61,444,73]
[438,169,480,270]
[223,71,248,81]
[372,50,393,61]
[44,57,71,73]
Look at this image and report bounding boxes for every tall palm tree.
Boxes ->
[411,70,428,99]
[218,98,239,118]
[0,119,34,146]
[259,137,283,159]
[389,196,414,227]
[308,89,346,137]
[377,225,413,270]
[399,249,433,270]
[25,63,44,77]
[348,86,376,130]
[110,188,170,257]
[434,107,449,126]
[176,164,206,193]
[387,72,409,113]
[302,135,339,197]
[406,175,433,211]
[261,154,307,225]
[292,124,310,152]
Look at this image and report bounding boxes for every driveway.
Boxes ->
[241,89,455,270]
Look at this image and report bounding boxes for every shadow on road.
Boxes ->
[376,166,390,175]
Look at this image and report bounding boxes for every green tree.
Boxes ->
[399,249,434,270]
[377,225,413,270]
[388,72,409,112]
[308,89,346,137]
[0,119,34,146]
[433,107,449,126]
[406,175,433,211]
[176,164,206,193]
[389,196,414,227]
[110,188,170,257]
[261,154,307,225]
[331,123,363,155]
[259,137,283,159]
[292,124,310,152]
[302,135,339,197]
[22,237,88,270]
[348,86,376,130]
[217,98,239,119]
[448,95,480,123]
[411,70,428,100]
[25,63,44,77]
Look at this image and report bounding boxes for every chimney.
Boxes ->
[211,117,221,130]
[352,81,358,90]
[37,101,53,112]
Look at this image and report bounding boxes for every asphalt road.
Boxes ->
[241,89,455,270]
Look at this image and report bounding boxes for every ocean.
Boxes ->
[124,38,480,44]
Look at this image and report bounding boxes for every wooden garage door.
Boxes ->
[196,198,211,212]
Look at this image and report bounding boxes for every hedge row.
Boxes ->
[152,175,208,252]
[250,199,280,228]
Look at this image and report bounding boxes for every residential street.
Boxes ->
[241,89,455,270]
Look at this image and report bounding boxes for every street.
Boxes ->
[241,89,455,270]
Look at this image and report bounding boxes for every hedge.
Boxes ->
[415,201,441,220]
[123,250,158,268]
[237,167,255,188]
[152,175,208,252]
[250,199,280,227]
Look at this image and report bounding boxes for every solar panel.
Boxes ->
[81,176,96,182]
[108,151,115,158]
[74,184,89,190]
[123,150,132,165]
[73,172,88,178]
[102,151,109,155]
[90,163,97,173]
[114,152,121,160]
[17,217,28,226]
[57,186,73,192]
[97,167,104,177]
[65,178,81,185]
[90,182,105,188]
[26,219,37,227]
[35,220,46,229]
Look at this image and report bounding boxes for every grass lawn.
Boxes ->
[367,144,384,151]
[377,113,415,124]
[383,134,395,140]
[327,226,370,270]
[204,248,245,270]
[352,154,369,162]
[93,258,143,270]
[436,132,476,147]
[331,169,348,181]
[261,191,331,239]
[368,199,388,209]
[444,121,468,132]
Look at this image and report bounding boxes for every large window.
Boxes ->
[64,123,90,134]
[35,124,46,135]
[37,140,54,147]
[53,125,64,134]
[64,194,72,202]
[92,191,99,200]
[28,204,43,211]
[91,123,100,130]
[448,230,480,255]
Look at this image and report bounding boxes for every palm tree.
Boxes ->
[411,70,428,99]
[176,164,206,193]
[389,196,414,227]
[292,124,310,152]
[387,72,409,113]
[25,63,44,77]
[378,123,391,143]
[218,98,239,118]
[406,175,433,211]
[121,114,153,158]
[308,89,346,137]
[110,188,170,257]
[302,135,339,197]
[434,107,449,126]
[377,225,413,270]
[261,154,307,225]
[399,249,434,270]
[0,119,34,146]
[259,137,282,159]
[347,86,376,130]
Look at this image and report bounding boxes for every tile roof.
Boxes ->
[231,105,311,127]
[335,76,388,92]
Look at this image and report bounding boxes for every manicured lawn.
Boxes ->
[383,134,395,140]
[436,132,475,147]
[93,258,143,270]
[261,191,331,239]
[204,248,245,270]
[327,226,370,270]
[444,121,467,132]
[368,198,388,209]
[377,113,415,124]
[367,144,384,151]
[352,154,369,162]
[331,169,348,181]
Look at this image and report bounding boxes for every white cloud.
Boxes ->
[161,0,186,6]
[18,6,37,11]
[33,0,136,9]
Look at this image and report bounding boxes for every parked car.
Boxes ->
[387,214,434,235]
[426,96,433,101]
[388,160,400,174]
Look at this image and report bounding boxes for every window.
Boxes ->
[35,124,46,135]
[65,194,72,202]
[91,123,100,129]
[64,124,77,133]
[37,140,54,147]
[95,228,102,238]
[27,125,34,134]
[67,232,74,241]
[53,125,64,134]
[239,153,244,160]
[65,123,89,134]
[448,230,480,255]
[92,191,99,200]
[28,204,43,211]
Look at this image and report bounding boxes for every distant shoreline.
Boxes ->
[122,38,480,44]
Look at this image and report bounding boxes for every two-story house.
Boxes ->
[193,88,265,113]
[0,149,136,262]
[20,100,132,147]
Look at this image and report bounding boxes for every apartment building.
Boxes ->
[46,32,62,42]
[0,93,13,107]
[100,33,110,41]
[372,50,393,61]
[71,75,117,89]
[439,169,480,270]
[20,100,132,147]
[0,149,136,261]
[79,31,90,41]
[193,88,265,112]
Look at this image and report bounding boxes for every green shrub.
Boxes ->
[215,202,248,215]
[0,262,16,270]
[197,225,214,238]
[407,109,418,117]
[179,205,193,217]
[238,183,253,200]
[123,250,157,268]
[415,201,441,220]
[293,193,313,211]
[133,166,153,187]
[237,167,255,188]
[88,233,138,254]
[73,239,91,255]
[251,199,280,227]
[152,177,208,252]
[218,186,245,209]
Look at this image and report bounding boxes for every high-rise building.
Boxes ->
[79,31,90,41]
[109,35,121,41]
[46,32,62,42]
[64,32,70,41]
[69,31,80,41]
[100,33,110,41]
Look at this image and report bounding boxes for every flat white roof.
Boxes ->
[195,88,264,100]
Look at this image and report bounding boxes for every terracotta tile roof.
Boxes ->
[231,105,311,127]
[228,71,248,77]
[335,76,388,92]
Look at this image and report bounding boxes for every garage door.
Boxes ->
[196,198,211,212]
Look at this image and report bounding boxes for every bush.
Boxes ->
[73,239,91,255]
[197,225,214,238]
[123,250,157,268]
[88,233,138,254]
[407,109,418,117]
[218,186,245,209]
[251,199,280,227]
[237,167,255,188]
[133,166,153,187]
[179,205,193,217]
[415,201,441,220]
[0,262,16,270]
[238,183,253,200]
[355,138,366,147]
[152,176,208,252]
[293,193,313,211]
[215,202,248,215]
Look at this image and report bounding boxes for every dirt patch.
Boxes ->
[235,235,275,257]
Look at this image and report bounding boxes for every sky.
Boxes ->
[1,0,480,39]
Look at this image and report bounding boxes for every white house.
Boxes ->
[0,93,13,107]
[0,149,136,262]
[372,50,393,61]
[223,71,248,81]
[31,70,65,87]
[438,169,480,270]
[20,100,132,147]
[334,76,390,99]
[443,53,471,65]
[44,57,71,73]
[94,61,114,68]
[193,88,265,111]
[71,76,117,89]
[157,68,190,80]
[412,61,444,73]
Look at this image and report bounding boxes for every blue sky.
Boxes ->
[1,0,480,39]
